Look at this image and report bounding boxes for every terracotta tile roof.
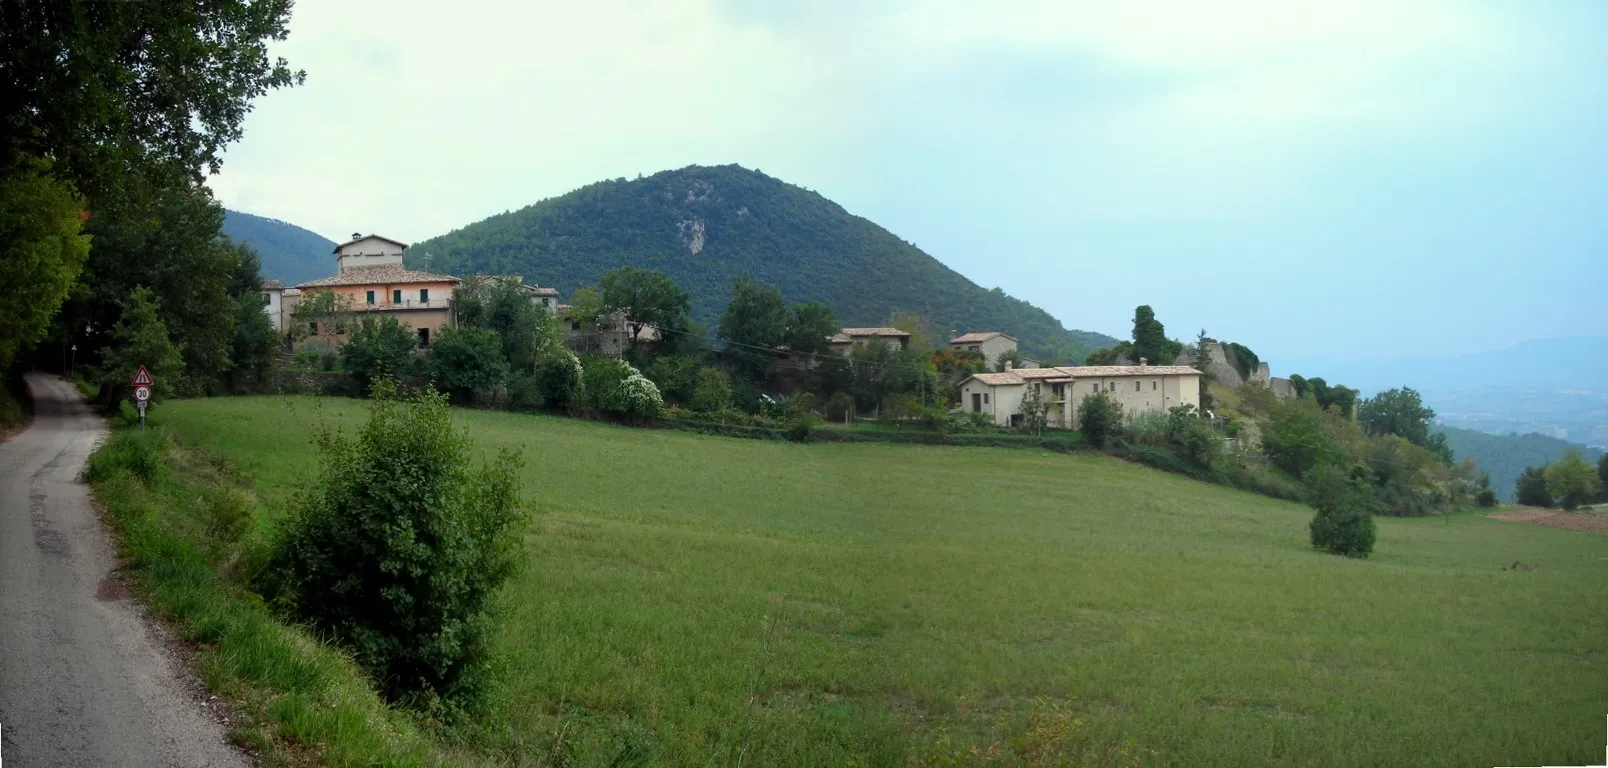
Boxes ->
[262,279,283,290]
[295,264,461,289]
[950,331,1015,344]
[965,365,1200,387]
[331,234,408,253]
[829,327,911,343]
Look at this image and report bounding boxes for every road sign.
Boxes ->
[130,366,153,387]
[133,385,151,403]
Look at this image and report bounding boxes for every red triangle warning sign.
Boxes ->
[130,366,153,387]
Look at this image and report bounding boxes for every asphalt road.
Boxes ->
[0,373,245,767]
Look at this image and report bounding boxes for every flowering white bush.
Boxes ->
[615,372,664,422]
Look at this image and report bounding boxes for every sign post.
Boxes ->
[131,366,153,430]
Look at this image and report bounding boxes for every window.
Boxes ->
[393,289,402,304]
[983,393,989,404]
[309,320,318,335]
[366,290,376,305]
[418,327,431,346]
[262,292,271,306]
[419,288,430,303]
[1135,381,1141,391]
[968,345,979,352]
[571,321,581,331]
[1152,381,1158,391]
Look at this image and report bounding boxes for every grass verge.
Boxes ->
[86,426,449,767]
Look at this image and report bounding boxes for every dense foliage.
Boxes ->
[342,316,419,392]
[1078,392,1123,448]
[1304,464,1378,558]
[0,158,91,370]
[406,165,1116,362]
[428,327,509,404]
[1515,466,1553,507]
[1544,450,1602,511]
[265,382,525,711]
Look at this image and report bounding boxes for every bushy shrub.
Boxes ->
[429,326,510,404]
[1077,392,1123,448]
[822,391,855,424]
[645,355,699,405]
[614,371,664,423]
[1304,464,1377,558]
[580,356,662,422]
[1263,400,1344,478]
[535,350,583,412]
[1128,410,1172,445]
[787,412,817,443]
[1475,489,1498,508]
[1515,466,1552,508]
[264,381,526,712]
[1175,416,1220,466]
[690,367,733,413]
[342,315,417,393]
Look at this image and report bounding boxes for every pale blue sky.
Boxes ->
[211,0,1608,363]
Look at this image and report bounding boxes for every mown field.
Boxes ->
[159,396,1608,767]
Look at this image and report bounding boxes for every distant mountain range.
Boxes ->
[1436,425,1602,502]
[221,209,336,286]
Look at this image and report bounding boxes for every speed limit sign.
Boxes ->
[133,385,151,402]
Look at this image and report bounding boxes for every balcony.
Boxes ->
[355,299,452,312]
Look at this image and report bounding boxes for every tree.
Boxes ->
[1077,391,1122,448]
[225,243,279,390]
[0,157,91,370]
[644,355,700,405]
[1017,386,1049,436]
[1263,399,1345,478]
[342,316,418,393]
[264,381,524,708]
[1131,305,1172,365]
[1544,450,1602,511]
[291,289,356,345]
[1515,466,1552,508]
[534,350,583,412]
[428,327,509,404]
[1599,453,1608,503]
[783,301,839,358]
[718,275,788,382]
[455,278,562,370]
[99,288,185,404]
[690,367,733,413]
[1304,464,1377,558]
[1357,387,1437,448]
[599,267,690,351]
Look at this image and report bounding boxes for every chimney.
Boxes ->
[1139,357,1149,367]
[351,232,362,240]
[1004,360,1013,371]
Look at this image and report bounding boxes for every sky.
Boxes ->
[210,0,1608,363]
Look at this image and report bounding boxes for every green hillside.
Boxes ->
[1437,424,1603,501]
[222,209,336,285]
[408,165,1117,360]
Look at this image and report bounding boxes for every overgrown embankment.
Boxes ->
[1,373,32,438]
[85,424,448,767]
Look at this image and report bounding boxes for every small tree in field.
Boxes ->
[1077,391,1122,448]
[266,380,526,712]
[1017,386,1049,436]
[1304,464,1377,558]
[1515,466,1553,508]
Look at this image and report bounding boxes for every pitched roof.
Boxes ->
[829,327,910,343]
[472,274,560,297]
[295,264,461,289]
[331,234,408,253]
[950,331,1015,344]
[262,279,283,290]
[964,365,1200,387]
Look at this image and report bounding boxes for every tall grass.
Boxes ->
[158,396,1608,767]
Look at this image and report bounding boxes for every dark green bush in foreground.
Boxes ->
[1304,464,1377,558]
[265,380,527,713]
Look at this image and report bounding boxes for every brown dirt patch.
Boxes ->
[1490,507,1608,534]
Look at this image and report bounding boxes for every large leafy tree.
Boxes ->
[99,287,185,404]
[783,301,839,357]
[719,275,788,382]
[1357,387,1450,461]
[456,278,562,370]
[599,267,690,350]
[1131,305,1170,365]
[1,0,302,387]
[0,158,91,369]
[226,244,279,390]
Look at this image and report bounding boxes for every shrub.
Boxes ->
[690,367,733,413]
[1475,489,1498,508]
[86,427,168,485]
[580,356,662,422]
[1128,410,1172,445]
[1545,449,1602,511]
[342,315,418,393]
[1515,466,1552,508]
[787,412,817,443]
[614,371,665,423]
[264,381,526,713]
[1263,400,1344,478]
[535,349,583,412]
[1304,464,1377,558]
[1077,392,1123,448]
[823,391,855,424]
[1175,416,1220,466]
[645,355,700,405]
[428,326,509,404]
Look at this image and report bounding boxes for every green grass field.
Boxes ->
[159,396,1608,767]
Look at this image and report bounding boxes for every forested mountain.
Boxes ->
[222,210,336,285]
[407,165,1117,360]
[1437,425,1603,501]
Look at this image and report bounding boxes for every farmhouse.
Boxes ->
[294,233,460,347]
[958,361,1201,429]
[830,327,911,355]
[949,331,1038,370]
[471,274,560,310]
